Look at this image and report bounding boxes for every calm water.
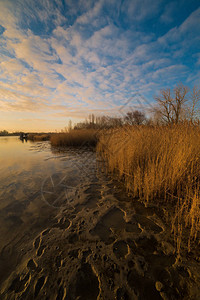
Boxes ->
[0,136,97,284]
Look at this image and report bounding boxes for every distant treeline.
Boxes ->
[0,130,20,136]
[74,110,147,130]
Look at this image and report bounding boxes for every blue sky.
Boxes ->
[0,0,199,131]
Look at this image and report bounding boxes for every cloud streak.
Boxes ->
[0,0,199,131]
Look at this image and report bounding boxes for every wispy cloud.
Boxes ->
[0,0,199,131]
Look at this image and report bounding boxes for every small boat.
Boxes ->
[19,133,28,140]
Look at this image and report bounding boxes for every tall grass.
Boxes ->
[28,133,50,141]
[97,124,200,252]
[50,129,98,147]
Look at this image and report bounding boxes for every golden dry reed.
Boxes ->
[50,129,98,147]
[97,124,200,252]
[28,133,50,141]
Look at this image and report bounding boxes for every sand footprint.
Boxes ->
[41,228,50,236]
[67,262,100,300]
[55,255,62,268]
[113,241,128,259]
[27,258,37,271]
[56,285,65,300]
[37,244,46,257]
[53,217,71,230]
[134,214,163,233]
[127,270,161,299]
[90,206,126,244]
[34,236,41,250]
[125,222,142,234]
[9,273,30,293]
[34,276,46,298]
[116,287,130,300]
[33,235,46,257]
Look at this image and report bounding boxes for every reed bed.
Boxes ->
[97,124,200,252]
[50,129,98,147]
[28,133,50,141]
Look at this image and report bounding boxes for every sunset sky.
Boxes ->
[0,0,199,132]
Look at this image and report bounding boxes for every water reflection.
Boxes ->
[0,136,96,287]
[20,137,27,143]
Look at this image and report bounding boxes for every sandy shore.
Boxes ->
[0,151,200,299]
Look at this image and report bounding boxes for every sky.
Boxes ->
[0,0,199,132]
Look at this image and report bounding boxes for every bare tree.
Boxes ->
[188,86,200,124]
[125,110,146,125]
[173,84,189,123]
[154,88,172,123]
[67,119,72,132]
[109,117,123,127]
[154,84,189,124]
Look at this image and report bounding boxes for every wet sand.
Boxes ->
[0,139,200,299]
